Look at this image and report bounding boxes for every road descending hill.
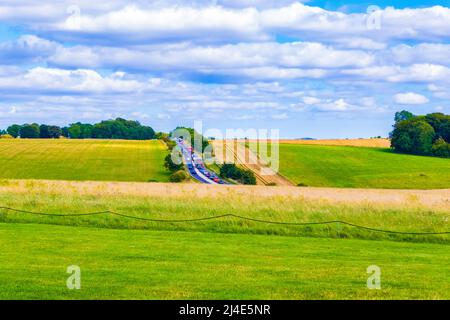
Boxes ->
[0,139,170,182]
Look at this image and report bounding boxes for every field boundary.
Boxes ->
[2,206,450,236]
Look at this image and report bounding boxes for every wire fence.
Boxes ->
[1,206,449,236]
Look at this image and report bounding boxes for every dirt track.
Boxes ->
[211,140,294,186]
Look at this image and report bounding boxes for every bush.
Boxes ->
[220,163,256,185]
[432,138,450,158]
[240,170,257,185]
[0,134,14,139]
[170,170,187,183]
[164,153,184,172]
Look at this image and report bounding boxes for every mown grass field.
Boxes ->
[251,143,450,189]
[1,223,449,299]
[0,139,170,182]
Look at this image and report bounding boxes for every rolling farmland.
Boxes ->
[0,139,449,300]
[0,139,170,182]
[250,143,450,189]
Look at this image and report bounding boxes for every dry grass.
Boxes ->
[1,179,449,243]
[1,179,449,213]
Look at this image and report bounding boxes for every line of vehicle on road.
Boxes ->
[176,139,227,185]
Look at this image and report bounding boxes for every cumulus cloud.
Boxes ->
[343,64,450,83]
[0,2,449,132]
[1,3,450,45]
[388,43,450,66]
[48,41,374,72]
[0,35,58,64]
[394,92,430,105]
[0,67,147,94]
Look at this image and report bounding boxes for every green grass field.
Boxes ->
[1,139,449,300]
[0,139,170,182]
[0,181,449,299]
[1,223,449,299]
[253,144,450,189]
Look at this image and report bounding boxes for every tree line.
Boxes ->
[391,110,450,158]
[1,118,156,140]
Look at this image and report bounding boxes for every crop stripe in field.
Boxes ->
[1,206,449,236]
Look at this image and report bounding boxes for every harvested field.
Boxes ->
[236,138,391,148]
[211,140,293,186]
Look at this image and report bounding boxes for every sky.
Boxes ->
[0,1,450,138]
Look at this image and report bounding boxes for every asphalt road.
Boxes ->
[176,140,227,185]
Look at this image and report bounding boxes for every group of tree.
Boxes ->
[391,110,450,158]
[172,127,210,153]
[4,118,156,140]
[4,123,62,139]
[220,163,256,185]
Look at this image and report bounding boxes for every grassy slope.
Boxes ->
[0,139,170,182]
[254,144,450,189]
[1,180,449,243]
[1,223,449,300]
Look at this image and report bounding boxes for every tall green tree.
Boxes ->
[39,124,50,138]
[394,110,415,123]
[391,119,435,155]
[48,125,62,138]
[425,113,450,142]
[19,124,40,139]
[7,124,21,138]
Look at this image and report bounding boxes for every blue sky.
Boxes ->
[0,1,450,138]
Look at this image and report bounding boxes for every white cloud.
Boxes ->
[48,41,373,74]
[302,96,321,105]
[394,92,430,105]
[0,67,146,94]
[389,43,450,66]
[1,3,450,45]
[315,98,353,112]
[343,64,450,83]
[271,113,288,120]
[0,2,449,133]
[156,113,171,120]
[0,35,58,63]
